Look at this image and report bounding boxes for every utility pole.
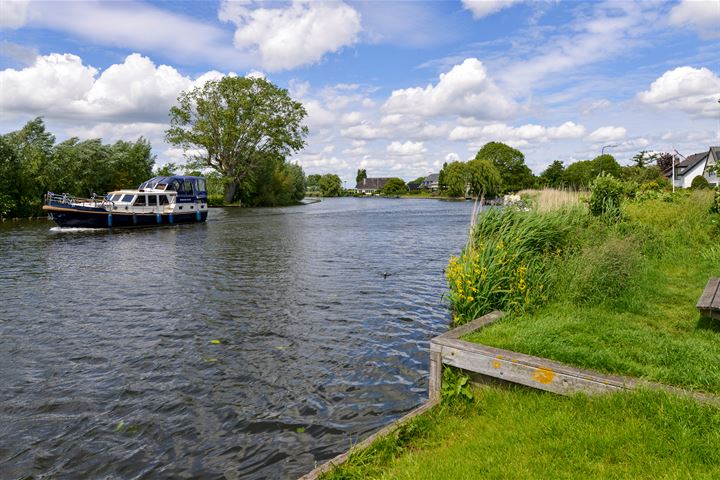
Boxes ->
[600,144,618,176]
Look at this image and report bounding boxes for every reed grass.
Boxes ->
[517,187,585,212]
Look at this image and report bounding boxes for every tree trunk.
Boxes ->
[224,181,239,204]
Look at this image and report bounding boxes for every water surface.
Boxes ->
[0,197,474,479]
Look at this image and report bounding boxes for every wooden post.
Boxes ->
[428,350,442,401]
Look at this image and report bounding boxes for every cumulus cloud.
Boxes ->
[383,58,517,120]
[387,140,426,156]
[340,123,386,140]
[588,126,627,142]
[0,52,226,122]
[219,0,361,71]
[449,121,586,143]
[637,66,720,118]
[462,0,521,19]
[669,0,720,38]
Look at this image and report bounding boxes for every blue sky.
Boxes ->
[1,0,718,186]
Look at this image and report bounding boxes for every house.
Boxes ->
[673,147,719,188]
[407,181,421,191]
[355,177,392,195]
[420,173,440,191]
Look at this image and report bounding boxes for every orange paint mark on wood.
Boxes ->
[492,360,502,369]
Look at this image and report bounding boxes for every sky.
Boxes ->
[0,0,719,187]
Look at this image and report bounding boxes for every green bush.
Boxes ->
[572,236,641,307]
[691,175,710,190]
[589,174,624,220]
[712,188,720,214]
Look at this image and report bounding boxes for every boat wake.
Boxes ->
[49,227,106,233]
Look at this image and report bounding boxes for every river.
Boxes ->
[0,197,475,479]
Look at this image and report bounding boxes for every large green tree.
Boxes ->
[381,177,408,195]
[356,168,367,185]
[166,76,308,203]
[318,173,342,197]
[474,142,534,193]
[539,160,565,187]
[441,161,469,197]
[466,158,501,201]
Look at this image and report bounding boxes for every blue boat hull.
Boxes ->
[43,205,207,228]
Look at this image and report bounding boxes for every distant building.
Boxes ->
[420,173,440,191]
[407,181,421,191]
[673,147,719,188]
[355,177,392,195]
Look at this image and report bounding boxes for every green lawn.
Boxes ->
[323,386,720,479]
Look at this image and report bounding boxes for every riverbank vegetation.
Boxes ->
[447,185,720,393]
[322,385,720,479]
[0,118,154,218]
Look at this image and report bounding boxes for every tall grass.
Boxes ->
[446,205,587,325]
[517,188,585,212]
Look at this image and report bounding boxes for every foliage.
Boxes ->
[1,118,154,218]
[562,155,622,188]
[466,158,501,199]
[355,168,367,185]
[621,165,668,187]
[318,173,342,197]
[441,161,468,197]
[306,173,321,192]
[410,176,426,185]
[441,366,474,402]
[166,76,308,203]
[655,152,675,173]
[466,191,720,393]
[691,175,711,190]
[712,188,720,214]
[446,206,586,325]
[380,177,408,195]
[239,154,305,206]
[631,150,654,168]
[589,174,624,220]
[539,160,565,187]
[154,163,178,176]
[474,141,535,193]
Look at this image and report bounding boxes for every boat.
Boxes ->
[43,175,209,228]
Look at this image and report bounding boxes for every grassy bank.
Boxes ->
[448,189,720,393]
[322,385,720,479]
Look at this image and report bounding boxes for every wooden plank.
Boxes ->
[436,340,634,396]
[696,277,719,309]
[298,399,439,480]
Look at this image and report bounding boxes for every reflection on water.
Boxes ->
[0,197,475,479]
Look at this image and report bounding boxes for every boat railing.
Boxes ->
[45,192,114,210]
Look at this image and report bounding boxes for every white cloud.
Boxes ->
[219,0,361,71]
[0,52,228,123]
[669,0,720,38]
[340,123,386,140]
[581,99,611,115]
[462,0,520,19]
[449,121,586,143]
[0,0,30,29]
[383,58,517,120]
[445,152,460,162]
[588,126,627,142]
[387,140,426,156]
[637,66,720,118]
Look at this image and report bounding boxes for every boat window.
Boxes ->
[197,178,206,192]
[121,194,134,203]
[168,180,180,191]
[184,181,194,195]
[156,183,167,190]
[159,195,169,205]
[134,195,146,206]
[148,195,158,206]
[111,194,122,201]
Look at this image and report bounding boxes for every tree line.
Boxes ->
[0,118,154,218]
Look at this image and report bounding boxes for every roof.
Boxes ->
[677,151,708,176]
[355,177,392,190]
[425,173,440,182]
